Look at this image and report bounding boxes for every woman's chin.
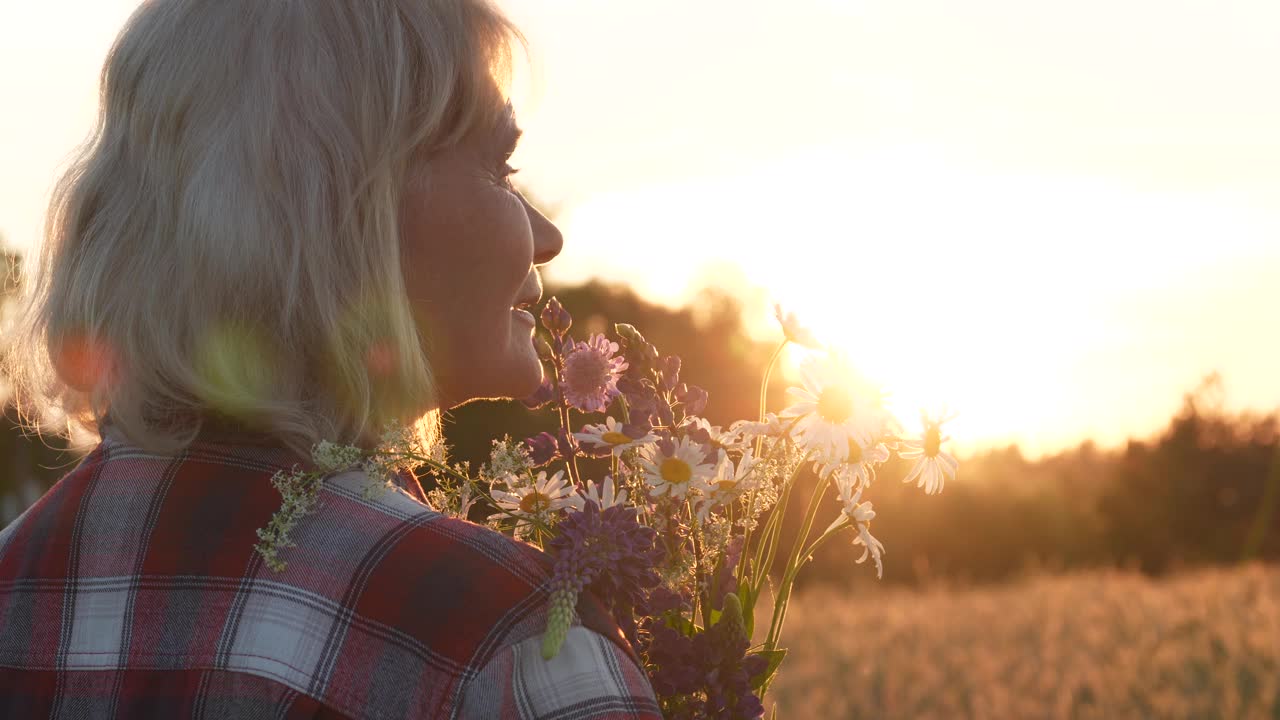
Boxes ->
[440,331,543,407]
[482,344,544,403]
[508,351,545,399]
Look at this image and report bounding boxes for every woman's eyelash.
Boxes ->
[499,162,521,186]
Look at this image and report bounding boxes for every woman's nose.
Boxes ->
[525,197,564,266]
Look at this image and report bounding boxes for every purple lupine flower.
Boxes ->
[646,621,701,698]
[541,500,662,658]
[560,334,628,413]
[644,591,766,719]
[641,585,691,617]
[709,535,745,610]
[613,323,659,378]
[618,377,662,427]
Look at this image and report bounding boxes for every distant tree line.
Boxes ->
[445,281,1280,589]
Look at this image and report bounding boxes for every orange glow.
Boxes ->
[365,341,397,377]
[53,332,116,392]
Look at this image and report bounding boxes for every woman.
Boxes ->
[0,0,660,717]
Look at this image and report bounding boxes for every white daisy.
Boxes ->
[694,449,759,523]
[679,416,725,446]
[574,417,658,457]
[780,354,890,464]
[899,411,959,495]
[490,470,575,532]
[814,437,891,500]
[724,412,786,451]
[825,488,885,579]
[567,475,630,511]
[773,302,823,349]
[640,437,716,499]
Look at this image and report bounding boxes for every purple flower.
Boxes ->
[520,375,555,409]
[646,621,700,698]
[642,585,691,616]
[676,383,709,416]
[523,432,559,466]
[646,594,766,719]
[618,377,662,428]
[709,536,745,610]
[659,355,682,392]
[613,323,659,377]
[539,296,572,338]
[542,500,662,657]
[560,334,628,413]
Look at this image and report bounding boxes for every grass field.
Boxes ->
[766,564,1280,719]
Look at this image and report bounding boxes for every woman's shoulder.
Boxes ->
[0,443,648,719]
[318,467,552,587]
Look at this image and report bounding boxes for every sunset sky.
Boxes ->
[2,0,1277,458]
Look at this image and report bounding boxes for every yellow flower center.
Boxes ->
[925,426,942,457]
[716,479,737,492]
[660,458,693,485]
[602,431,632,445]
[519,491,552,514]
[817,386,854,423]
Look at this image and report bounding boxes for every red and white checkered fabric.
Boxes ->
[0,426,659,719]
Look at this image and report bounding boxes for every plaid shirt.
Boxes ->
[0,425,660,719]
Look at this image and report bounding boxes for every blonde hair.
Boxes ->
[2,0,525,460]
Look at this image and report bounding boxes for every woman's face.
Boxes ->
[400,105,563,409]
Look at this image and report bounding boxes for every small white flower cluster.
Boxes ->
[254,466,326,572]
[311,440,364,472]
[479,436,534,484]
[426,478,478,520]
[373,421,446,472]
[257,422,458,573]
[362,422,451,500]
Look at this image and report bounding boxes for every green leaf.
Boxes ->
[739,584,758,639]
[709,607,723,626]
[750,649,788,691]
[665,611,699,638]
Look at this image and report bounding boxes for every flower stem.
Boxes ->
[764,471,831,652]
[754,340,789,458]
[757,521,853,697]
[733,335,785,586]
[691,510,712,628]
[548,355,584,488]
[750,451,807,601]
[736,419,801,592]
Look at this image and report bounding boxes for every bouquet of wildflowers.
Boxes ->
[256,297,958,719]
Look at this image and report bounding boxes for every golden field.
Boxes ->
[766,564,1280,719]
